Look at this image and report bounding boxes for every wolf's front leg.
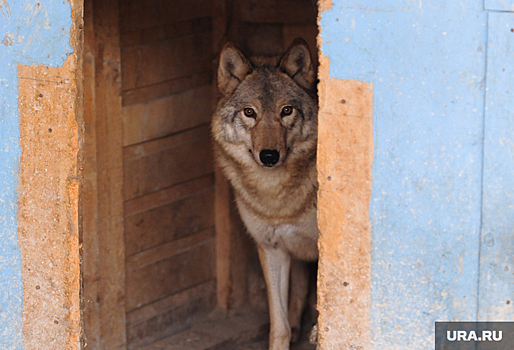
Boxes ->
[258,245,292,350]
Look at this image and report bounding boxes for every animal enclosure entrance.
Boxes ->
[82,0,318,348]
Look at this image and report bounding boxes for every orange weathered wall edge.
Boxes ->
[17,0,84,348]
[317,0,374,348]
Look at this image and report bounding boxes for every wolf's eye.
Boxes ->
[243,108,256,118]
[281,106,293,116]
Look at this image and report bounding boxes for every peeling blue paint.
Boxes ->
[0,0,72,347]
[319,0,502,348]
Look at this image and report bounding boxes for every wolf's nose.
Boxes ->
[259,149,280,167]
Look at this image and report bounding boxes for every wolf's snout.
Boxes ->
[259,149,280,167]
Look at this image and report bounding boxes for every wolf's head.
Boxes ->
[212,38,318,170]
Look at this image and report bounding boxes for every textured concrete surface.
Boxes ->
[0,0,82,348]
[316,43,374,350]
[318,0,513,349]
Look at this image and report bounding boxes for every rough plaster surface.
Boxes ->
[316,4,374,347]
[0,0,80,347]
[318,1,511,348]
[16,0,83,348]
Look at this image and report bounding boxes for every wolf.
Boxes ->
[212,38,318,350]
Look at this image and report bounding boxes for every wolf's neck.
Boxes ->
[232,159,317,221]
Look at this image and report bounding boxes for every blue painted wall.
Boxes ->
[0,0,72,347]
[321,0,513,348]
[479,11,514,321]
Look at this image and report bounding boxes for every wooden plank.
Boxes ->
[121,32,212,91]
[82,0,100,347]
[126,228,215,271]
[122,86,213,146]
[142,311,269,350]
[125,187,215,256]
[214,168,255,313]
[122,71,211,106]
[227,199,255,311]
[479,12,514,321]
[242,23,284,56]
[237,0,317,25]
[126,281,215,326]
[90,0,127,347]
[123,125,214,200]
[126,240,216,311]
[119,0,212,33]
[124,174,214,216]
[123,124,210,160]
[120,17,212,48]
[214,167,232,312]
[212,0,232,314]
[127,286,216,349]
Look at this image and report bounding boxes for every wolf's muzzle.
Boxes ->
[259,149,280,167]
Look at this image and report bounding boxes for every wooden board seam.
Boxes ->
[124,174,215,216]
[126,229,215,270]
[123,122,211,159]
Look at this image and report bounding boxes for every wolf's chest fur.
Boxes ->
[217,145,319,261]
[237,198,319,261]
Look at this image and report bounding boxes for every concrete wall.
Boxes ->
[317,0,514,349]
[0,0,82,348]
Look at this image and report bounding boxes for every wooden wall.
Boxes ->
[118,0,216,348]
[83,0,318,348]
[83,0,126,348]
[226,0,318,64]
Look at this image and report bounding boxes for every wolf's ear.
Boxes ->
[218,43,252,95]
[279,38,316,91]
